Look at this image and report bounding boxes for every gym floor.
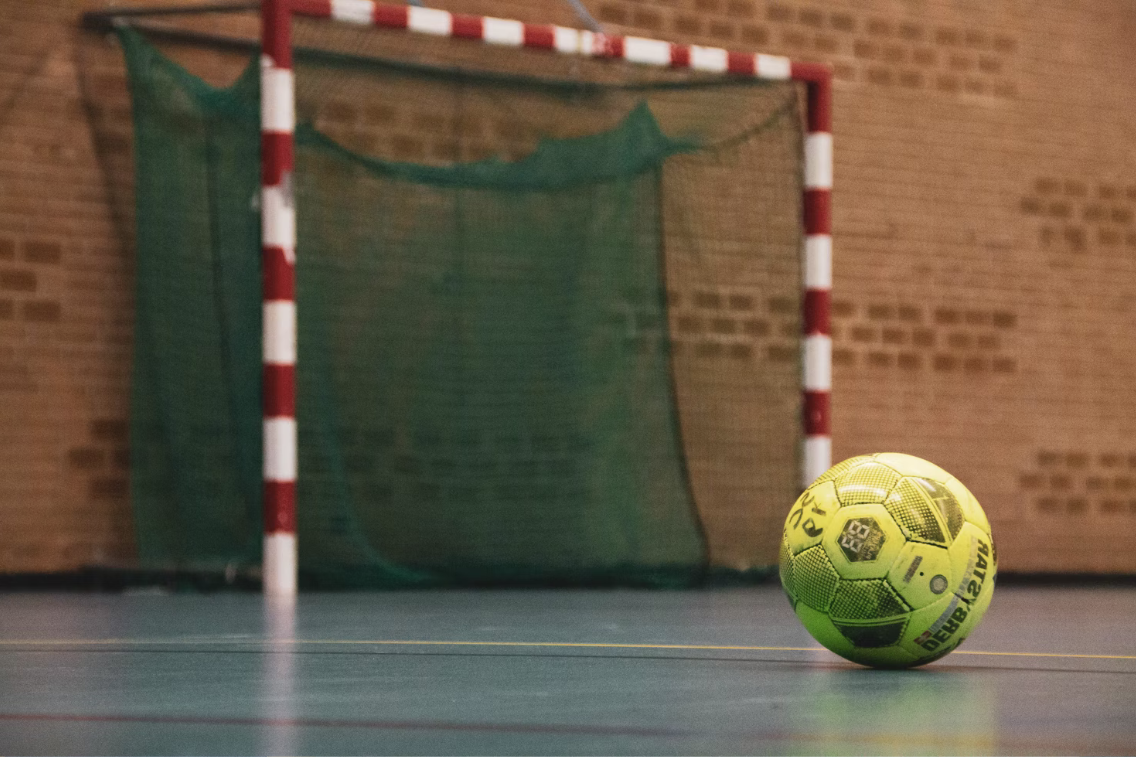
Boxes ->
[0,584,1132,755]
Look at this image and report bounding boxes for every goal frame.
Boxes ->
[259,0,833,596]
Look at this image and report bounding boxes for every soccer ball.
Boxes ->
[780,453,996,668]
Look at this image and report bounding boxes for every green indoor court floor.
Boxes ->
[0,584,1133,755]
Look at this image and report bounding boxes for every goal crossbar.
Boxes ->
[259,0,833,595]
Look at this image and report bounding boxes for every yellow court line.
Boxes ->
[0,637,1134,660]
[953,649,1136,661]
[0,638,814,653]
[0,638,145,645]
[296,640,1136,660]
[296,640,820,652]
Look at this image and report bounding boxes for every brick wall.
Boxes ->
[1,0,1134,573]
[0,0,135,571]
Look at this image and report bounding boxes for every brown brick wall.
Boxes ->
[1,0,134,571]
[1,0,1134,573]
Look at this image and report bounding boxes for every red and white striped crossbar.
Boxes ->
[259,0,833,592]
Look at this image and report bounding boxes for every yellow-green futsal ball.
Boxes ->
[780,453,996,668]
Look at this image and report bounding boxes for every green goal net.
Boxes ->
[119,20,803,588]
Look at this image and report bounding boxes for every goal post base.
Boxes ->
[264,532,297,596]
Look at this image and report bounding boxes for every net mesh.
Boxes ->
[118,16,803,587]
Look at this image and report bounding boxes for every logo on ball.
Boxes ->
[838,517,885,562]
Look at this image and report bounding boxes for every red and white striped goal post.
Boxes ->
[260,0,832,596]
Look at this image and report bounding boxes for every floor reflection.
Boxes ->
[262,596,297,756]
[785,663,998,753]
